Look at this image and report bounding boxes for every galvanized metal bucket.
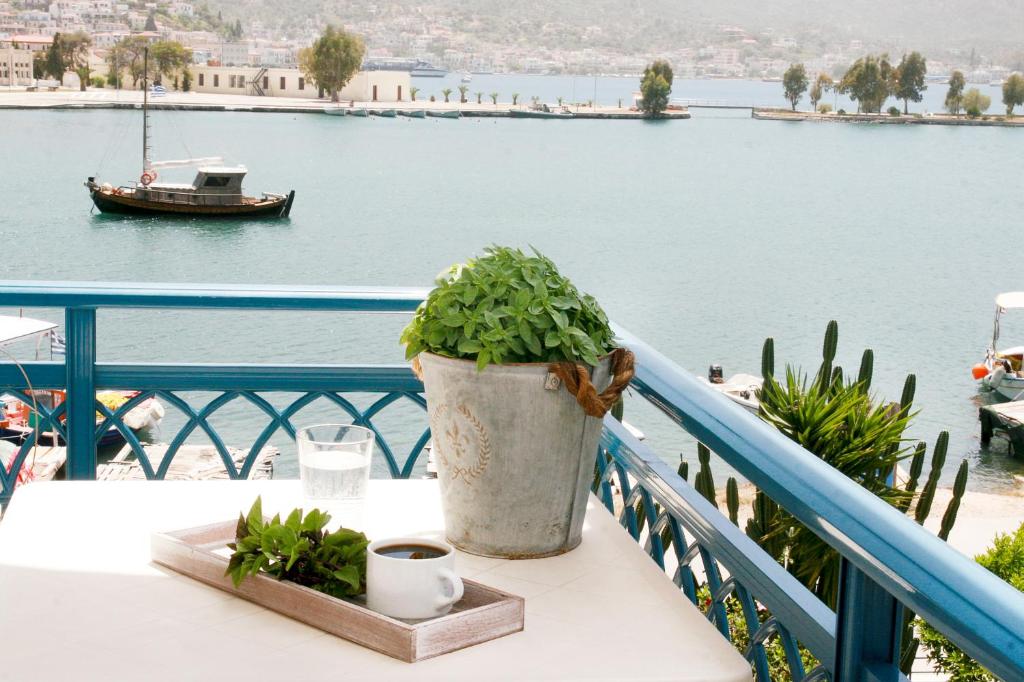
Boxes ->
[419,352,612,559]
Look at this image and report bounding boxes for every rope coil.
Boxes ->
[549,347,635,418]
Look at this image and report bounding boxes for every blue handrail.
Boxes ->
[616,325,1024,681]
[1,280,1022,681]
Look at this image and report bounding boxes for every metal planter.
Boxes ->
[419,352,611,559]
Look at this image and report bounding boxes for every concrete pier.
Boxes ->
[0,87,690,119]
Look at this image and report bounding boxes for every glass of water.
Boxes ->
[297,424,375,514]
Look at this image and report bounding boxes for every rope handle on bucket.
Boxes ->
[549,347,635,418]
[410,347,636,419]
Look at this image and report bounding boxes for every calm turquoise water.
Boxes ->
[2,80,1023,491]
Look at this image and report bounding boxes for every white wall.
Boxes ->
[192,66,411,102]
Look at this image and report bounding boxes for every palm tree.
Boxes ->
[475,91,483,104]
[441,88,452,103]
[512,93,519,105]
[410,86,419,102]
[557,96,563,106]
[489,92,499,105]
[457,84,469,103]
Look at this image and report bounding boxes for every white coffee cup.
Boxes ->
[366,537,464,620]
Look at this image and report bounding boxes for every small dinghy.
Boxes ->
[698,365,761,413]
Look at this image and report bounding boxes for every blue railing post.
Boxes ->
[64,307,96,480]
[834,558,903,682]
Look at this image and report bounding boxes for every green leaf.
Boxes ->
[246,497,264,536]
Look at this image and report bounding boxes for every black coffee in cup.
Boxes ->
[374,543,448,560]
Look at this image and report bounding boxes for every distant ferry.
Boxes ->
[360,58,448,78]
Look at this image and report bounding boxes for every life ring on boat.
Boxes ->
[140,171,156,186]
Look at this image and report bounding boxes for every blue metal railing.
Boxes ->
[1,281,1022,682]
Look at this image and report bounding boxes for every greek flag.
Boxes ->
[51,333,65,358]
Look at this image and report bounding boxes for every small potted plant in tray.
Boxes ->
[401,246,634,559]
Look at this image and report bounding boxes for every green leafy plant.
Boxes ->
[919,523,1024,681]
[226,496,370,598]
[401,246,616,370]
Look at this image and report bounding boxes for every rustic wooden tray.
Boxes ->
[150,520,525,662]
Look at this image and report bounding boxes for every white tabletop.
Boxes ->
[0,480,751,682]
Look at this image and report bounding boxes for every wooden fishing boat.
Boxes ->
[322,107,348,116]
[85,48,294,218]
[348,108,369,117]
[427,109,461,119]
[371,109,397,117]
[399,109,427,118]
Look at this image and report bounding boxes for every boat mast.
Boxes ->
[142,47,150,174]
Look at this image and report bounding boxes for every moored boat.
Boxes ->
[85,48,294,219]
[348,108,369,117]
[974,292,1024,400]
[370,109,397,117]
[698,364,761,413]
[322,107,348,116]
[427,109,461,119]
[509,104,574,119]
[398,109,426,118]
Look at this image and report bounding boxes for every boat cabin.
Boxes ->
[136,167,249,206]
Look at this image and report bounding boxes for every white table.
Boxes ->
[0,480,752,682]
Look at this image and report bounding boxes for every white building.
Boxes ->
[220,41,251,66]
[193,65,410,102]
[0,40,34,86]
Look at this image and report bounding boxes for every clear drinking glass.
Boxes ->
[297,424,375,507]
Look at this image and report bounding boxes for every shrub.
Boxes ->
[401,246,616,370]
[888,106,901,116]
[837,108,847,115]
[919,523,1024,681]
[966,106,981,118]
[106,74,119,87]
[90,76,106,88]
[818,103,832,114]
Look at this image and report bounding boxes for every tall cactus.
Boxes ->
[858,349,874,392]
[695,443,717,505]
[761,337,775,379]
[726,478,740,526]
[677,457,689,481]
[900,374,917,412]
[915,431,948,524]
[939,460,968,541]
[899,442,927,512]
[816,320,839,389]
[746,490,782,559]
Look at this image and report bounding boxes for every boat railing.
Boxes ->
[0,280,1021,682]
[113,186,255,203]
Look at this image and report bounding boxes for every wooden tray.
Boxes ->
[151,520,525,662]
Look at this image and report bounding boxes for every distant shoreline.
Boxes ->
[752,108,1024,127]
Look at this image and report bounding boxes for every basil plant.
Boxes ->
[401,246,616,371]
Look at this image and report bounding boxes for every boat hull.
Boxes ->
[426,110,460,119]
[508,110,573,119]
[90,187,293,218]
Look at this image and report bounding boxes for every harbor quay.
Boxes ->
[0,87,691,119]
[751,107,1024,127]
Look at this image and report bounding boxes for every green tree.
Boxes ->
[107,35,150,88]
[1001,73,1024,116]
[783,63,809,110]
[963,88,991,117]
[144,11,158,32]
[32,51,46,79]
[45,33,64,83]
[59,32,92,91]
[511,92,519,105]
[149,40,191,85]
[457,84,468,103]
[489,91,498,105]
[475,91,482,104]
[894,51,927,114]
[297,25,365,102]
[945,71,966,115]
[639,59,673,117]
[441,88,452,103]
[182,68,192,92]
[809,73,832,111]
[409,86,419,101]
[839,54,892,113]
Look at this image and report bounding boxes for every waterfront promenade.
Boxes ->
[752,107,1024,127]
[0,87,689,119]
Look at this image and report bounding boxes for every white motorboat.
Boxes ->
[975,292,1024,400]
[698,365,761,413]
